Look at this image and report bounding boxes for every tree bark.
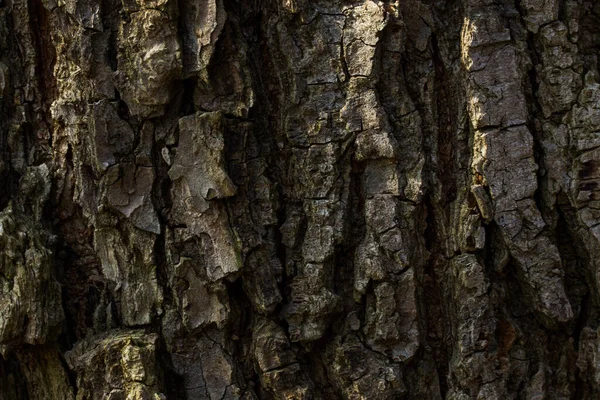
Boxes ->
[1,0,600,398]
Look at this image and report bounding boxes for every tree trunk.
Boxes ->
[1,0,600,398]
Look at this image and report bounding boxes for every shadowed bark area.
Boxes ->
[2,0,600,398]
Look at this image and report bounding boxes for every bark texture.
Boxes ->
[1,0,600,398]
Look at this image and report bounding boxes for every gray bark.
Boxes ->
[1,0,600,398]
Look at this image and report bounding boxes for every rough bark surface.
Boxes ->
[1,0,600,398]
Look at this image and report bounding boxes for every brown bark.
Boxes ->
[1,0,600,399]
